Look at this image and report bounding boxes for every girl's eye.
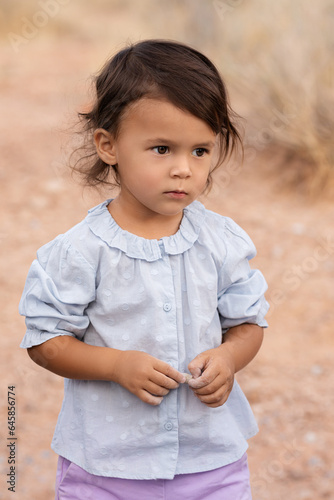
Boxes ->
[192,148,208,157]
[153,146,169,155]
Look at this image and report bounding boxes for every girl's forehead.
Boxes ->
[123,97,179,120]
[119,98,215,139]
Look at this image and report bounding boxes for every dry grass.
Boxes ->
[1,0,333,194]
[213,0,334,194]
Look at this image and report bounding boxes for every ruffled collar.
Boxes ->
[85,199,206,261]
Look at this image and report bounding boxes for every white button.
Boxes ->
[163,303,172,312]
[164,422,173,431]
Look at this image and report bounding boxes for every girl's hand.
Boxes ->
[112,350,186,406]
[187,345,235,408]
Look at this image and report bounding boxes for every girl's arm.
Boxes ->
[28,336,185,406]
[187,323,264,408]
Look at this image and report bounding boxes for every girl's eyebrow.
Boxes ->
[195,141,216,148]
[146,138,216,148]
[146,137,177,146]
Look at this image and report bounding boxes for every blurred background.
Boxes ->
[0,1,333,498]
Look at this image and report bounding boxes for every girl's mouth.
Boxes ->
[164,191,187,199]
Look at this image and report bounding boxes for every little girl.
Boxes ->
[20,39,269,499]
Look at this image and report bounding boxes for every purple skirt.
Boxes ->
[55,453,252,500]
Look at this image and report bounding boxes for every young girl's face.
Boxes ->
[95,98,217,223]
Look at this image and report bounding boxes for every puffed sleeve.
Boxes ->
[217,218,269,331]
[19,235,96,348]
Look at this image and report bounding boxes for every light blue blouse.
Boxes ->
[19,200,269,480]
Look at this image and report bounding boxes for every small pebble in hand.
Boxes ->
[181,373,193,383]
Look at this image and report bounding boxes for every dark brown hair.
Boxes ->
[73,39,242,188]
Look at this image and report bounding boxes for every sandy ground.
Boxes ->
[0,36,334,500]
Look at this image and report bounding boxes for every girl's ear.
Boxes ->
[93,129,117,165]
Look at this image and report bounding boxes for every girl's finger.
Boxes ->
[192,375,228,396]
[150,369,182,389]
[139,390,164,406]
[188,370,220,391]
[145,380,170,397]
[154,360,186,384]
[196,386,229,406]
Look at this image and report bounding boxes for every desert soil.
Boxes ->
[0,38,333,500]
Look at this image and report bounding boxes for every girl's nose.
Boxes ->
[170,157,192,178]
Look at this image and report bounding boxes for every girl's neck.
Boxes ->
[107,198,183,240]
